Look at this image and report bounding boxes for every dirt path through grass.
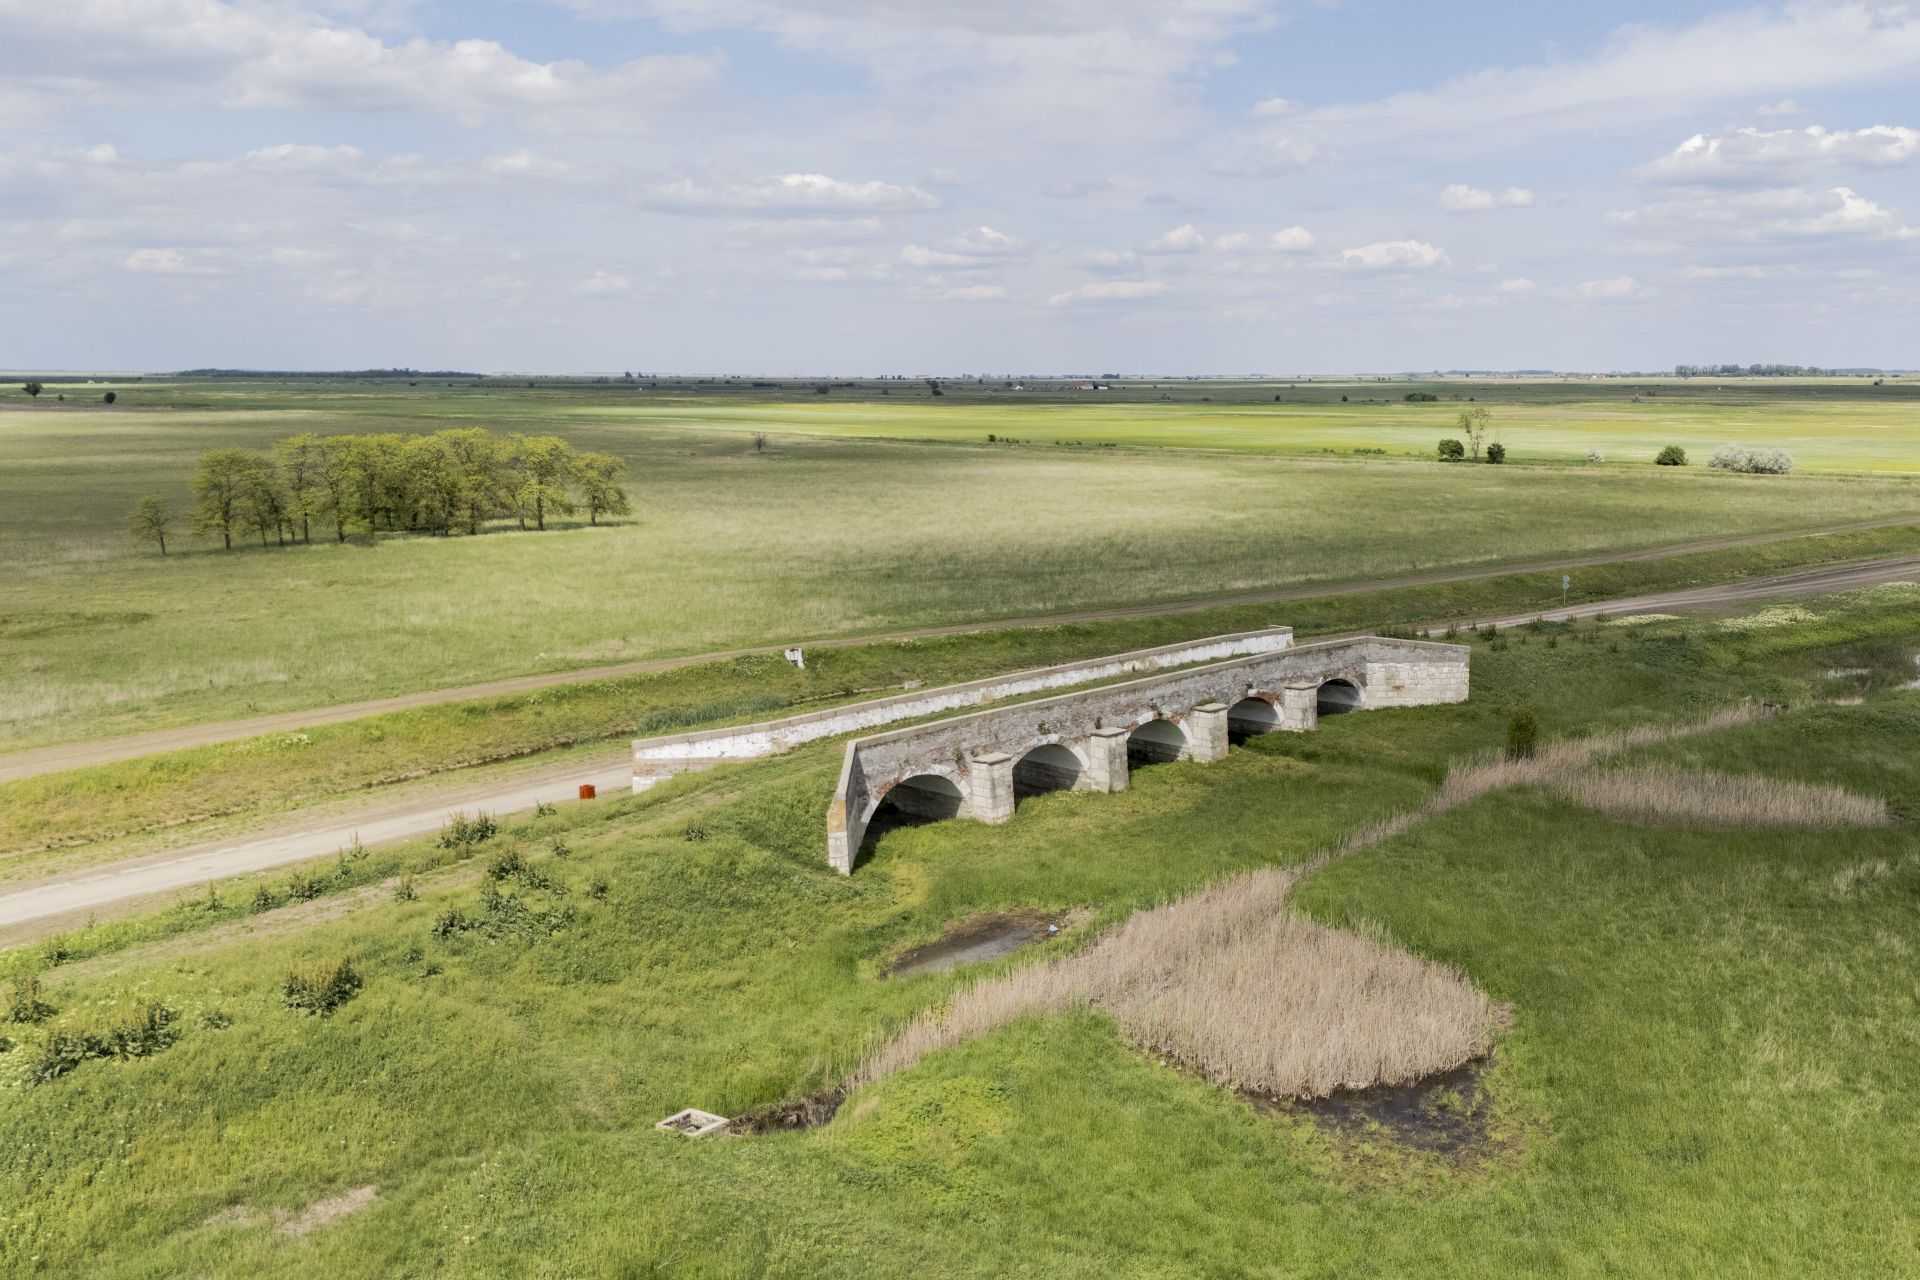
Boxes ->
[6,515,1918,783]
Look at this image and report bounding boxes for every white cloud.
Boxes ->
[1496,276,1537,294]
[1080,249,1141,273]
[1756,98,1806,118]
[1046,279,1168,306]
[1439,183,1535,212]
[1250,95,1298,117]
[1212,231,1256,252]
[5,0,722,128]
[937,283,1005,301]
[1679,263,1781,280]
[1338,239,1447,270]
[643,173,938,214]
[1638,125,1920,184]
[1042,175,1115,199]
[1141,223,1206,253]
[1269,225,1316,252]
[1578,275,1640,299]
[900,225,1028,269]
[572,270,632,295]
[483,149,570,178]
[122,247,195,273]
[1216,136,1318,174]
[1301,5,1920,143]
[1776,185,1915,237]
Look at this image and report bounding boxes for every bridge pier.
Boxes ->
[1085,727,1131,793]
[969,752,1016,824]
[1188,703,1230,762]
[1280,681,1319,732]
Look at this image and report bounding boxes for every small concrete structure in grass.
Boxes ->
[826,634,1469,873]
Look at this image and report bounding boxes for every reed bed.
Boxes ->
[1559,766,1888,828]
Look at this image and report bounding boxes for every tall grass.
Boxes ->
[1559,766,1888,827]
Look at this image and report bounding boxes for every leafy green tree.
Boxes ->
[1656,445,1688,466]
[1485,442,1507,464]
[127,495,173,556]
[22,382,42,398]
[191,448,257,550]
[400,435,463,535]
[1436,437,1465,462]
[103,391,117,405]
[436,427,509,535]
[237,453,288,545]
[575,451,632,526]
[274,433,322,543]
[1457,407,1492,459]
[506,434,578,531]
[1507,708,1539,760]
[314,435,354,542]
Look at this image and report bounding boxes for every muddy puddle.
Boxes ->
[1250,1056,1495,1159]
[730,1088,845,1134]
[884,911,1067,979]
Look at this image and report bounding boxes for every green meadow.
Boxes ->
[5,376,1920,750]
[2,590,1916,1276]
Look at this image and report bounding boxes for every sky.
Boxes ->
[3,0,1918,373]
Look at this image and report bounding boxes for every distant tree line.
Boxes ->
[130,429,630,554]
[1672,364,1831,378]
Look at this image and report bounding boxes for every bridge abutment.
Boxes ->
[969,752,1016,824]
[1188,703,1230,762]
[1280,681,1319,732]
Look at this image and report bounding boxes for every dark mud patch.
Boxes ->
[884,910,1068,979]
[730,1088,846,1134]
[1252,1056,1495,1159]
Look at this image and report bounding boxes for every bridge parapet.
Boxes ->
[826,635,1468,872]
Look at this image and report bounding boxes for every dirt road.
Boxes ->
[2,552,1915,941]
[6,515,1918,785]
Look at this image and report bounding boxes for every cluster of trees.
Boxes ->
[1672,364,1830,378]
[1437,408,1502,462]
[128,429,630,555]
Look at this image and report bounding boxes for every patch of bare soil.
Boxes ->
[275,1185,377,1237]
[730,1088,847,1134]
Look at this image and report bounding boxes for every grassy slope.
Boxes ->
[3,593,1916,1276]
[9,520,1920,862]
[7,390,1920,749]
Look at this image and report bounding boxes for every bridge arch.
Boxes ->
[1127,717,1189,766]
[875,772,967,823]
[1316,677,1363,716]
[1013,743,1085,799]
[1227,695,1281,740]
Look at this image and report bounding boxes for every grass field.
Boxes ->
[6,379,1920,751]
[2,589,1915,1276]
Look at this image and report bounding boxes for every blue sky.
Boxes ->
[3,0,1917,373]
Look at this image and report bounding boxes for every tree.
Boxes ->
[1456,407,1491,460]
[315,435,358,541]
[22,382,41,398]
[505,434,578,531]
[436,427,508,535]
[1485,442,1507,464]
[127,495,173,556]
[575,451,631,526]
[237,453,288,545]
[103,391,117,405]
[274,433,322,543]
[752,432,768,453]
[1436,437,1465,462]
[192,448,257,549]
[1656,445,1688,466]
[400,434,463,535]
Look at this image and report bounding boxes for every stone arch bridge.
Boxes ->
[826,635,1468,873]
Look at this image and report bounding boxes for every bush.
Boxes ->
[1708,444,1795,474]
[1436,438,1465,462]
[17,1001,178,1086]
[103,391,116,405]
[282,958,363,1017]
[1507,709,1540,761]
[1587,448,1605,463]
[437,811,498,853]
[1656,445,1688,466]
[1485,442,1506,464]
[5,973,55,1025]
[1405,391,1439,402]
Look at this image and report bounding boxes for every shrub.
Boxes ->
[17,1001,178,1086]
[1507,709,1540,760]
[5,974,55,1025]
[1708,444,1795,474]
[1405,391,1439,402]
[437,811,499,852]
[1436,438,1465,462]
[1656,445,1688,466]
[282,958,363,1017]
[250,886,281,913]
[392,878,418,903]
[1485,442,1506,464]
[1588,447,1605,463]
[103,391,116,405]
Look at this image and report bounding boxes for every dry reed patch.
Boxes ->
[853,868,1495,1099]
[1559,767,1889,828]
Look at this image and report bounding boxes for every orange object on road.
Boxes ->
[578,783,597,800]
